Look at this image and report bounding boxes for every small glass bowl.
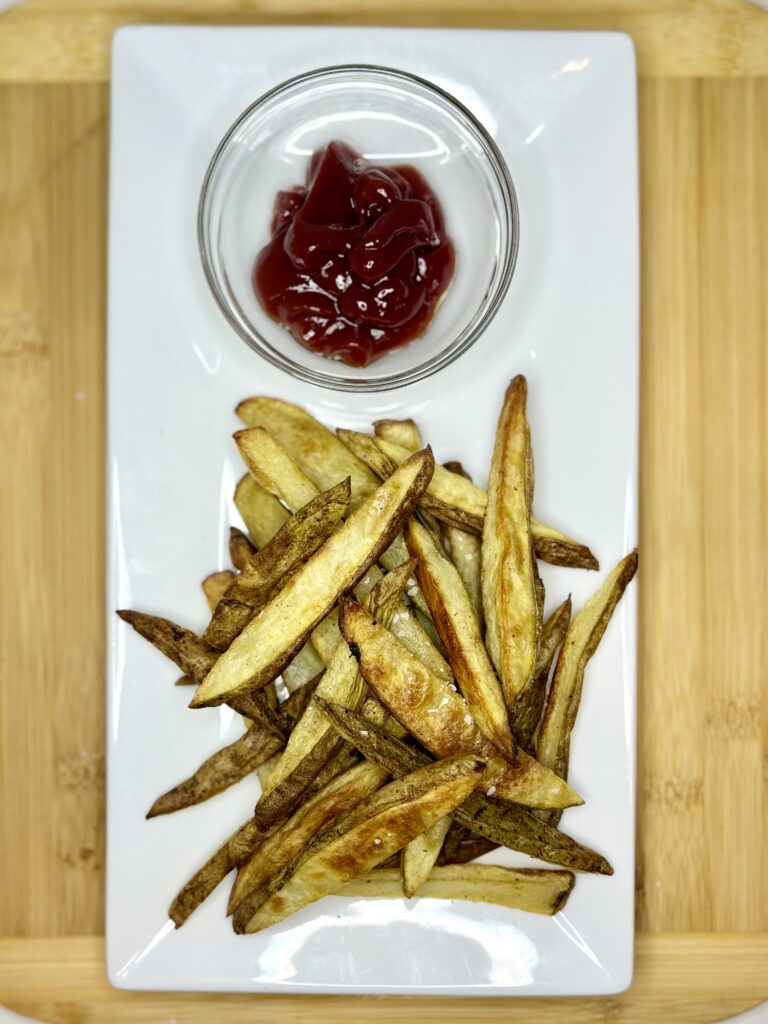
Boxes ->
[198,65,518,392]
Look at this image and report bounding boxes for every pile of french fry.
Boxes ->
[119,376,637,934]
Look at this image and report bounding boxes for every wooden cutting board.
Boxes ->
[0,2,766,1020]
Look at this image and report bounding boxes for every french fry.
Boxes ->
[406,519,514,759]
[259,561,414,800]
[512,597,572,750]
[442,462,483,626]
[401,816,452,897]
[239,754,485,932]
[202,571,236,613]
[233,475,289,551]
[116,610,218,683]
[337,599,582,810]
[146,722,284,818]
[436,837,498,865]
[537,551,638,800]
[236,396,379,510]
[343,865,575,916]
[204,480,351,650]
[228,526,256,571]
[482,376,540,709]
[236,427,318,510]
[316,699,612,875]
[189,450,435,708]
[229,761,388,920]
[282,643,325,692]
[168,727,344,926]
[373,418,423,452]
[255,751,281,791]
[363,435,598,570]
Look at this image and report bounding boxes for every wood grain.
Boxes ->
[0,84,108,937]
[0,3,767,1019]
[0,0,767,82]
[0,934,766,1022]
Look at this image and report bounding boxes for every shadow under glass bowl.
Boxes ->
[198,64,519,393]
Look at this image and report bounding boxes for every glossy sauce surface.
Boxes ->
[254,141,455,368]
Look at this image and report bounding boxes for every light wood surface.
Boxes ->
[1,934,767,1023]
[0,1,767,1020]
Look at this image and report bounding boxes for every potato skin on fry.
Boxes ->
[240,754,485,933]
[147,723,284,818]
[338,598,582,810]
[537,550,638,815]
[204,480,350,651]
[405,519,515,760]
[316,698,612,875]
[512,596,572,750]
[481,375,540,711]
[343,864,575,916]
[189,449,435,708]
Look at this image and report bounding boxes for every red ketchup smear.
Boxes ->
[253,141,455,368]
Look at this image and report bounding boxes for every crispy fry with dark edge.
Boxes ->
[406,518,514,759]
[204,480,351,650]
[373,418,423,452]
[146,723,284,818]
[239,754,485,932]
[401,816,452,897]
[536,550,638,824]
[482,375,540,709]
[116,611,218,683]
[228,761,388,918]
[342,864,575,915]
[228,526,256,571]
[259,561,414,799]
[316,699,612,875]
[357,435,598,570]
[236,396,379,510]
[442,461,484,626]
[512,597,572,750]
[338,598,581,810]
[169,728,343,926]
[436,837,498,865]
[202,571,235,613]
[189,450,435,708]
[233,475,289,551]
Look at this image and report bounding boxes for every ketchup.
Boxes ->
[253,141,455,368]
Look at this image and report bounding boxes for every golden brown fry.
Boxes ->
[441,462,483,627]
[229,761,388,920]
[204,480,351,650]
[317,698,611,874]
[537,551,639,785]
[406,518,514,759]
[482,375,539,709]
[146,723,284,818]
[169,727,345,927]
[202,571,236,613]
[236,427,318,510]
[343,865,575,916]
[228,526,256,571]
[259,561,414,799]
[233,475,289,551]
[308,608,342,665]
[362,437,598,570]
[240,754,485,932]
[255,751,281,790]
[401,816,451,897]
[236,396,379,510]
[530,518,599,571]
[373,418,423,452]
[512,597,572,750]
[116,610,217,684]
[190,450,434,708]
[436,837,498,865]
[338,599,581,810]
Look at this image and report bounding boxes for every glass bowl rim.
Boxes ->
[198,63,519,393]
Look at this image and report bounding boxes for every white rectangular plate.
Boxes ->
[107,25,638,995]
